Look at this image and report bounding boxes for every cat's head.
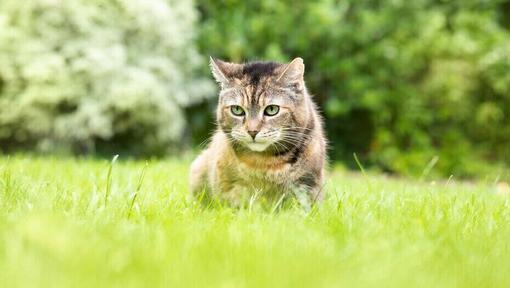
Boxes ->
[210,57,311,153]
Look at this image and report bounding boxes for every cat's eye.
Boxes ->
[230,105,245,116]
[264,105,280,116]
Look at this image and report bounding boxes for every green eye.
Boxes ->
[264,105,280,116]
[230,105,245,116]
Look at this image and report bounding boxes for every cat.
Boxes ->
[190,57,327,208]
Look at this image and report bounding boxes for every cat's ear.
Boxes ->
[209,57,241,87]
[276,57,304,86]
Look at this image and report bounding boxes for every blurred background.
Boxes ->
[0,0,509,179]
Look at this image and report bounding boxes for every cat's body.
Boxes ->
[190,57,326,206]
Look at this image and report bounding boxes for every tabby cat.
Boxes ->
[190,57,327,207]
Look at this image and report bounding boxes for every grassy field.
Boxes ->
[0,155,509,288]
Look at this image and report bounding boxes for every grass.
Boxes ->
[0,155,509,288]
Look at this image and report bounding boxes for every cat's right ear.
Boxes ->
[209,57,240,87]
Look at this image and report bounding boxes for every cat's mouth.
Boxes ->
[229,130,279,152]
[244,141,271,152]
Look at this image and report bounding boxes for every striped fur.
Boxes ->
[190,57,327,206]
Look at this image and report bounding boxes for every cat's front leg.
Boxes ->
[210,167,250,206]
[291,174,324,210]
[189,151,210,198]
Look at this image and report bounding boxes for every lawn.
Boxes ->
[0,155,509,288]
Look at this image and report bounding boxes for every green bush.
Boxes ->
[197,0,510,178]
[0,0,213,155]
[1,0,509,179]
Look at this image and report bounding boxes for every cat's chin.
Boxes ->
[245,142,271,152]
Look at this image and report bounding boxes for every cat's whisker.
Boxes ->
[281,135,311,144]
[283,132,312,138]
[283,134,313,140]
[278,140,301,149]
[278,137,312,148]
[275,140,290,151]
[281,127,315,131]
[271,142,284,154]
[280,127,315,132]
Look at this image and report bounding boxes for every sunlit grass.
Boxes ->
[0,155,509,288]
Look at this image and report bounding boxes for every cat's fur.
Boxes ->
[190,57,327,206]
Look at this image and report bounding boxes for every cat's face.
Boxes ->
[210,58,309,153]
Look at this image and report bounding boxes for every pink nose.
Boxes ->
[248,130,259,140]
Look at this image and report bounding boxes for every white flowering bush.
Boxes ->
[0,0,213,154]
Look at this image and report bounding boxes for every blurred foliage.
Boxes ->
[0,0,509,179]
[197,0,510,178]
[0,0,213,156]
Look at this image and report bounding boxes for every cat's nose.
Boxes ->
[247,130,259,140]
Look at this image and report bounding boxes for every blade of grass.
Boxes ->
[104,154,119,207]
[353,153,372,192]
[127,161,148,219]
[445,175,454,187]
[353,153,366,176]
[248,189,261,213]
[271,193,287,214]
[420,156,439,181]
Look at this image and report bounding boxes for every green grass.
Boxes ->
[0,155,509,288]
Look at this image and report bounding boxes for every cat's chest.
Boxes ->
[235,162,293,188]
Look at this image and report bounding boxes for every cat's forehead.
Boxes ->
[240,62,282,84]
[222,62,281,89]
[217,60,303,106]
[220,81,293,107]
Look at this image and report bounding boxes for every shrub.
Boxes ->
[0,0,213,155]
[197,0,510,178]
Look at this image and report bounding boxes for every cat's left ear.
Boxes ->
[276,57,305,87]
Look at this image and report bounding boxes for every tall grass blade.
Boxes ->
[248,189,261,213]
[105,154,119,207]
[353,153,366,176]
[128,161,148,219]
[353,153,372,192]
[420,156,439,181]
[271,193,287,214]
